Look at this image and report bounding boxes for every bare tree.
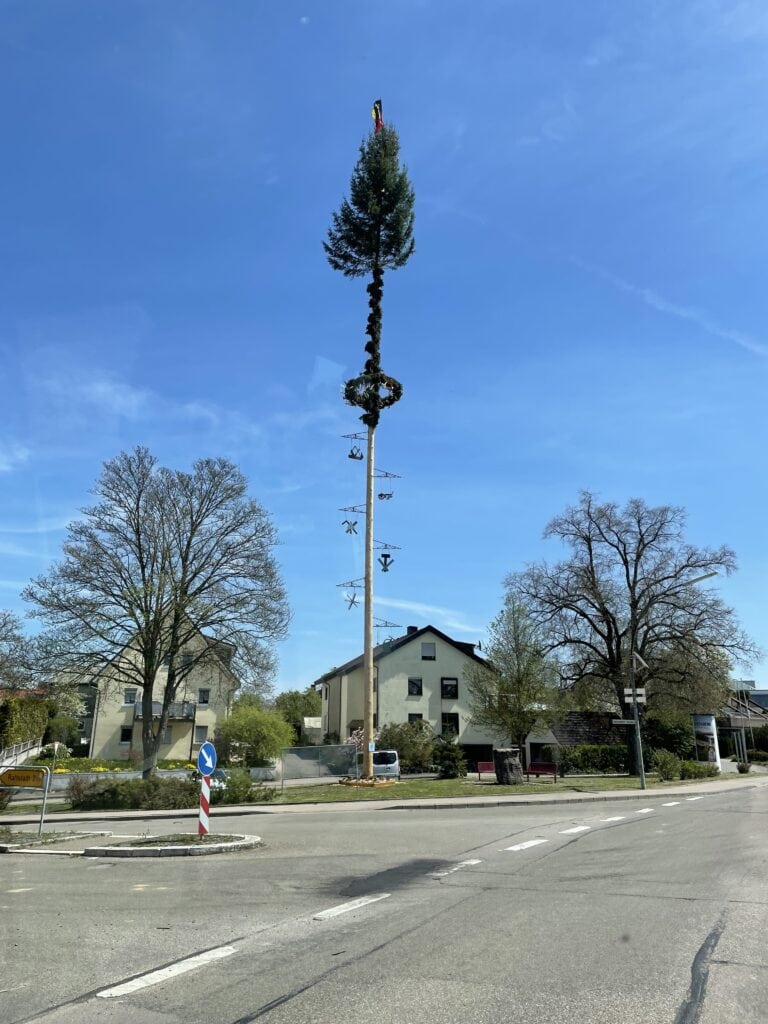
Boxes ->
[465,597,561,751]
[508,492,759,717]
[24,447,290,776]
[0,610,33,691]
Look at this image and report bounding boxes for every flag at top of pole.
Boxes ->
[372,99,383,134]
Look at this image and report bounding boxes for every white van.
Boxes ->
[357,749,400,780]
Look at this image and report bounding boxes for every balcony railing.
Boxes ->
[134,701,196,721]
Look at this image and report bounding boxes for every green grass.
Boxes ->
[2,773,746,815]
[273,773,740,804]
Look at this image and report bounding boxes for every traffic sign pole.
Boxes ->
[198,775,211,836]
[196,742,217,837]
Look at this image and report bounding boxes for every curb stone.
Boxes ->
[82,834,262,857]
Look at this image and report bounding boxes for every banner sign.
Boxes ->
[692,714,721,772]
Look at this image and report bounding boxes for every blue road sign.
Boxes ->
[197,742,217,776]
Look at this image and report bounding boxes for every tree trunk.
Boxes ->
[493,747,524,785]
[140,686,157,779]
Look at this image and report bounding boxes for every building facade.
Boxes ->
[314,625,505,765]
[88,637,239,763]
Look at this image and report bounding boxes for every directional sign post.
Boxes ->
[197,742,217,836]
[624,687,646,705]
[0,765,51,835]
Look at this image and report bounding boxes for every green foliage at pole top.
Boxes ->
[324,123,415,428]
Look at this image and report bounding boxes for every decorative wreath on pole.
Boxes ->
[343,371,403,428]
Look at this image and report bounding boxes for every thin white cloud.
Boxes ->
[573,258,768,356]
[0,540,39,558]
[0,517,70,535]
[308,356,346,394]
[38,372,150,419]
[0,442,30,473]
[375,597,484,637]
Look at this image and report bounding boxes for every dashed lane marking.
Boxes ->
[686,796,704,801]
[662,801,681,806]
[429,859,483,877]
[559,826,590,834]
[6,888,33,893]
[636,808,654,814]
[313,894,391,921]
[504,839,549,852]
[97,945,236,998]
[600,816,626,822]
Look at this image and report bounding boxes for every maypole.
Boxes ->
[325,100,415,777]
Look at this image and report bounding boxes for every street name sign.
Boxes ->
[0,767,46,789]
[197,741,217,776]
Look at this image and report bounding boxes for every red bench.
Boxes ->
[525,761,558,783]
[476,760,495,780]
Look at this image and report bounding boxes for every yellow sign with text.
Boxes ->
[0,768,46,789]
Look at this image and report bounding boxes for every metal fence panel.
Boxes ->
[280,744,358,791]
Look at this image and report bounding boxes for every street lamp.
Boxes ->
[627,570,718,790]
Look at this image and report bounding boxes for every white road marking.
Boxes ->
[6,888,33,893]
[429,859,482,877]
[686,796,703,801]
[504,839,549,852]
[97,945,236,998]
[313,894,391,921]
[636,808,654,814]
[600,816,626,822]
[662,801,681,806]
[559,826,591,834]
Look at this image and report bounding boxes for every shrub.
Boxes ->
[653,749,682,781]
[210,769,274,805]
[557,744,629,775]
[0,697,49,748]
[378,720,435,772]
[431,740,466,779]
[745,749,768,763]
[679,760,719,780]
[750,726,768,753]
[641,712,695,760]
[68,776,199,810]
[737,762,751,774]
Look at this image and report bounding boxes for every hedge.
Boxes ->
[0,697,49,748]
[679,760,719,779]
[68,776,199,811]
[557,744,630,775]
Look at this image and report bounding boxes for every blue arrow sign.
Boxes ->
[197,742,217,776]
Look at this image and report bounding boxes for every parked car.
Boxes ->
[357,749,400,780]
[191,767,230,790]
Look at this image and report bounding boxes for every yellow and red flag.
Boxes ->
[372,99,383,134]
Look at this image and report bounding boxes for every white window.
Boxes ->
[120,726,132,744]
[160,726,172,745]
[198,688,210,705]
[123,688,137,705]
[194,725,208,744]
[421,642,436,660]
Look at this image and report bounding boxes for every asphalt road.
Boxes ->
[2,785,768,1023]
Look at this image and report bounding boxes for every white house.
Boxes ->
[313,624,505,767]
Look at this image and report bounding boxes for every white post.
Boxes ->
[362,424,375,779]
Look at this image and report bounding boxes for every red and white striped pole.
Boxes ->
[198,775,211,836]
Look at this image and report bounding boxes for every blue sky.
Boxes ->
[1,1,767,689]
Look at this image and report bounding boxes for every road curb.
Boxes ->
[81,833,262,857]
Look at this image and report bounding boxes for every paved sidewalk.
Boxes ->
[3,774,766,828]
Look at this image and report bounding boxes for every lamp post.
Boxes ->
[626,570,718,790]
